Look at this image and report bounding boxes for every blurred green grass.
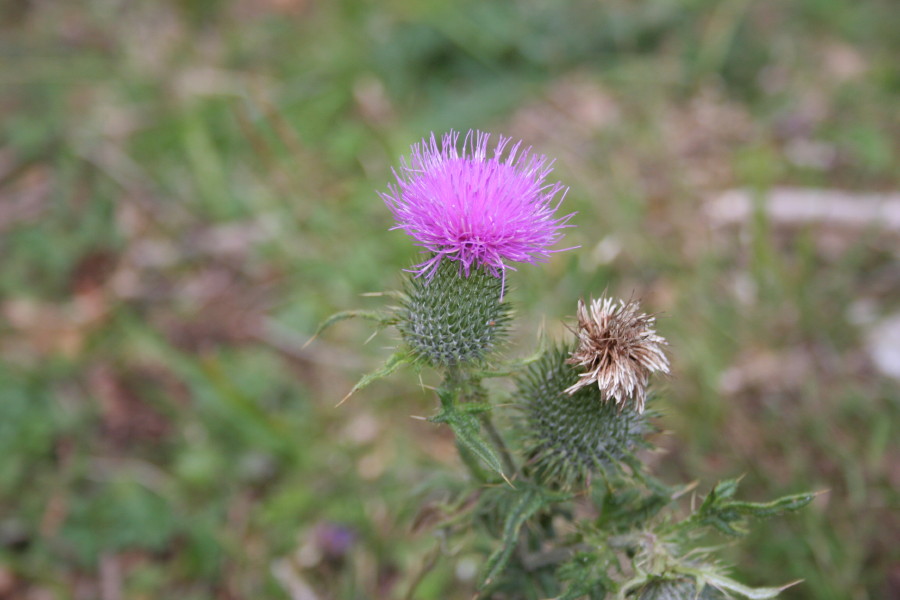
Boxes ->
[1,0,898,598]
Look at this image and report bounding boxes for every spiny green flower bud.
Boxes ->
[636,578,725,600]
[397,259,512,368]
[517,345,653,487]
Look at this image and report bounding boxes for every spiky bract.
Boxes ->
[381,129,575,296]
[636,578,726,600]
[566,296,670,413]
[397,258,512,368]
[517,345,653,487]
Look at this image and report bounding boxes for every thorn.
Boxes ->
[335,390,353,408]
[672,480,699,500]
[780,580,804,591]
[363,330,378,345]
[301,334,317,350]
[573,487,590,498]
[410,415,428,421]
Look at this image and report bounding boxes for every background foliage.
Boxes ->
[1,0,898,598]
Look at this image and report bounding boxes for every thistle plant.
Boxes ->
[316,129,812,599]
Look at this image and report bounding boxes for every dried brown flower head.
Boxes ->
[565,296,669,412]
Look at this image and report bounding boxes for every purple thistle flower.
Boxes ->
[380,130,576,297]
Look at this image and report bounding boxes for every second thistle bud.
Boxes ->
[517,345,653,488]
[397,259,512,368]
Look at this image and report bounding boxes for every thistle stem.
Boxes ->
[443,365,518,479]
[521,544,594,570]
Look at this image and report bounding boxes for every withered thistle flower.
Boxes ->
[565,296,669,412]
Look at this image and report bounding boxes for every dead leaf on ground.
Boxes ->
[87,363,186,448]
[0,165,51,233]
[2,295,109,359]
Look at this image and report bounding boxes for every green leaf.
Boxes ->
[687,480,813,537]
[430,394,505,480]
[339,350,413,405]
[480,486,549,589]
[726,493,816,519]
[597,487,671,533]
[698,478,741,513]
[556,552,609,600]
[307,309,392,346]
[557,580,607,600]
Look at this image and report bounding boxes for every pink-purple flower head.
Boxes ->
[380,130,576,297]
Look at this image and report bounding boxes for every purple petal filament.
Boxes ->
[380,130,576,297]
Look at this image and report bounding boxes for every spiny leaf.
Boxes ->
[306,309,393,348]
[339,350,414,405]
[461,402,493,415]
[701,572,801,599]
[556,552,610,600]
[698,478,741,513]
[430,397,505,481]
[480,486,556,589]
[557,579,607,600]
[726,493,815,519]
[597,487,671,533]
[688,480,814,536]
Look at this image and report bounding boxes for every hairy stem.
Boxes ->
[443,365,518,478]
